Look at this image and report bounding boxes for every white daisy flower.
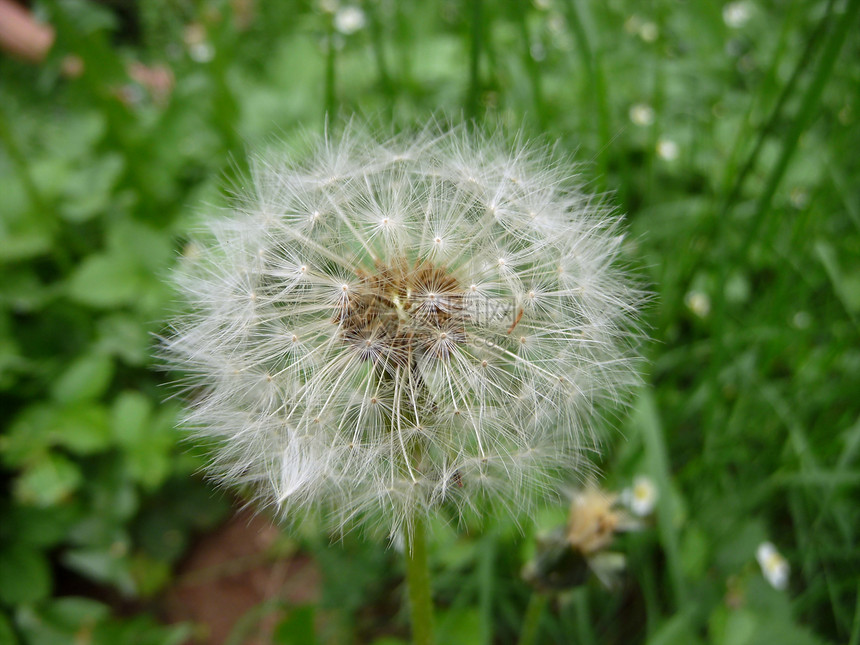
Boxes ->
[334,6,366,35]
[622,475,657,516]
[756,541,790,590]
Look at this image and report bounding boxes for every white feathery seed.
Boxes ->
[161,123,643,537]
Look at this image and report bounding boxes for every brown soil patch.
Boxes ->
[163,509,320,645]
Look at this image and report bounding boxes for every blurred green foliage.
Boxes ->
[1,0,858,643]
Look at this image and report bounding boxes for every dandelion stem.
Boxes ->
[516,592,547,645]
[405,515,434,645]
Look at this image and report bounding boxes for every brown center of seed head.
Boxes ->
[335,259,466,368]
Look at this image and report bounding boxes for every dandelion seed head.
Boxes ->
[161,123,643,536]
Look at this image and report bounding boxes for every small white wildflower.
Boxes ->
[530,42,546,62]
[334,6,366,35]
[624,15,642,35]
[621,475,657,516]
[162,123,643,536]
[723,1,752,29]
[189,42,215,63]
[656,139,679,162]
[756,542,790,590]
[792,311,811,329]
[790,187,809,210]
[639,21,659,43]
[547,13,566,34]
[629,103,655,127]
[685,290,710,318]
[184,24,215,64]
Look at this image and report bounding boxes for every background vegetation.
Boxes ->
[1,0,858,643]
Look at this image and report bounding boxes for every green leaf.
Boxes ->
[0,543,52,604]
[128,553,171,597]
[66,253,141,308]
[0,611,17,645]
[125,442,172,490]
[814,240,860,316]
[120,398,176,489]
[60,154,125,222]
[62,547,136,596]
[647,610,704,645]
[15,597,109,645]
[52,404,112,454]
[48,111,106,160]
[273,606,318,645]
[51,352,114,404]
[1,503,80,550]
[0,267,53,312]
[106,219,173,273]
[96,314,151,365]
[0,224,53,263]
[111,390,151,447]
[14,453,82,507]
[1,405,54,466]
[629,389,686,604]
[91,614,193,645]
[680,524,710,579]
[2,403,111,465]
[435,607,486,645]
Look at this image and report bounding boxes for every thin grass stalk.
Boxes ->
[512,2,546,128]
[720,0,836,221]
[560,0,610,188]
[324,14,337,125]
[466,0,484,123]
[517,592,547,645]
[365,2,394,108]
[740,0,859,257]
[706,0,852,419]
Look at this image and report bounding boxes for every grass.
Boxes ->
[0,0,858,643]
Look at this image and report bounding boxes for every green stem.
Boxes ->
[405,516,434,645]
[517,592,547,645]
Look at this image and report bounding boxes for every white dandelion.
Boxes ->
[161,123,643,538]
